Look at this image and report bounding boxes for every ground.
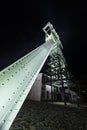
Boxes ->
[10,100,87,130]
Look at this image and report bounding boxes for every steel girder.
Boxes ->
[0,39,55,130]
[0,22,62,130]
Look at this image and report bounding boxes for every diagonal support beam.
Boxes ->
[0,22,63,130]
[0,39,55,130]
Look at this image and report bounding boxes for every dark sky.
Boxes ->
[0,1,87,81]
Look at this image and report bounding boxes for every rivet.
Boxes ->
[10,109,12,112]
[3,72,5,74]
[2,106,5,108]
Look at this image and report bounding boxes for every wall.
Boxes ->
[27,73,42,101]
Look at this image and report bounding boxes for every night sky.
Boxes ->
[0,1,87,81]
